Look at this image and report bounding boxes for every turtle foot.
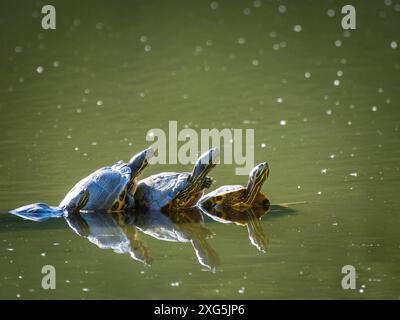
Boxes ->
[202,176,213,189]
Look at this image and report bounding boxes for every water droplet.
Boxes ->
[335,40,342,47]
[144,44,151,52]
[343,30,351,38]
[36,66,44,74]
[140,35,147,43]
[261,143,266,148]
[238,287,245,294]
[95,22,104,30]
[304,72,311,78]
[349,172,358,177]
[276,97,283,103]
[279,120,287,126]
[337,70,343,77]
[210,1,219,10]
[293,25,302,32]
[243,8,251,15]
[327,9,335,17]
[390,41,397,49]
[384,0,392,6]
[96,100,103,107]
[252,59,259,66]
[333,79,340,86]
[253,0,262,8]
[272,43,280,51]
[321,168,327,174]
[371,106,378,112]
[278,5,286,13]
[237,37,246,45]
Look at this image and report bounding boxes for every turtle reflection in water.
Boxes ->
[65,210,152,266]
[65,207,219,271]
[200,206,270,252]
[134,207,219,271]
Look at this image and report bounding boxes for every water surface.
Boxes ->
[0,0,399,299]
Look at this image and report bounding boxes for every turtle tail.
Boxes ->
[9,203,64,222]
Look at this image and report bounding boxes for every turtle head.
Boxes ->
[245,162,269,202]
[128,147,155,178]
[190,148,219,183]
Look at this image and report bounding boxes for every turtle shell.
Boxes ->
[199,185,245,208]
[134,172,192,210]
[59,161,131,211]
[199,185,269,211]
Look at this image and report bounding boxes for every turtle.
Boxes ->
[199,162,270,211]
[134,148,219,212]
[10,147,154,220]
[59,147,155,212]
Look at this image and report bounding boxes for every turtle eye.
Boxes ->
[215,195,223,203]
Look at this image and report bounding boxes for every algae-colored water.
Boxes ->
[0,0,399,299]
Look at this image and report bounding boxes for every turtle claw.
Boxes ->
[202,176,213,189]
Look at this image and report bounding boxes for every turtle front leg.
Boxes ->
[202,176,213,189]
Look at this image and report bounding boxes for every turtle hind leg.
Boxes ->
[65,190,90,215]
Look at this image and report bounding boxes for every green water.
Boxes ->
[1,0,400,299]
